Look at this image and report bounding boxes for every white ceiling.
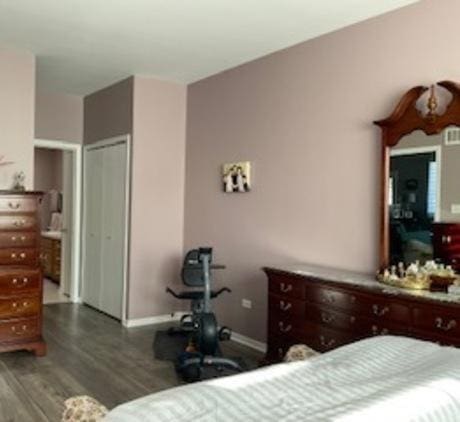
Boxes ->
[0,0,418,95]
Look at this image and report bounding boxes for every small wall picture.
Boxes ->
[222,161,251,193]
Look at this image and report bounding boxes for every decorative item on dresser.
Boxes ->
[264,264,460,362]
[433,223,460,271]
[0,191,45,356]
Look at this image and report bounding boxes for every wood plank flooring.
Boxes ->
[0,304,263,422]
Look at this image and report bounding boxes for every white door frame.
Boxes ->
[82,135,131,323]
[34,139,83,303]
[390,145,442,222]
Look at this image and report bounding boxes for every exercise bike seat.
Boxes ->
[166,287,231,300]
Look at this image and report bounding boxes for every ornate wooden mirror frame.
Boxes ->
[374,81,460,269]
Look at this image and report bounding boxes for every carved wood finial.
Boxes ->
[374,80,460,147]
[426,84,438,121]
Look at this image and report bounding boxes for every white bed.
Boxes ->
[105,336,460,422]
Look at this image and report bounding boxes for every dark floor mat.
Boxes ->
[153,330,247,380]
[153,329,189,361]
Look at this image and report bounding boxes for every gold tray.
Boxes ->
[377,275,431,290]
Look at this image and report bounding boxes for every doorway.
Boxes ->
[34,140,82,304]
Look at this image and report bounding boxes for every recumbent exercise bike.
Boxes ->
[166,247,242,381]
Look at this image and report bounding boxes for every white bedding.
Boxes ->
[105,336,460,422]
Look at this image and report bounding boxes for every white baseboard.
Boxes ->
[231,331,267,354]
[123,312,186,328]
[123,313,267,354]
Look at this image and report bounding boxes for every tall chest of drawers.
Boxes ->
[0,192,46,356]
[264,265,460,362]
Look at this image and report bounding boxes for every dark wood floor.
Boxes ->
[0,303,262,422]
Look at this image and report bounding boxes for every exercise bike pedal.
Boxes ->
[218,326,232,341]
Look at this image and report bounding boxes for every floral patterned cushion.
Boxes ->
[62,395,108,422]
[284,344,319,362]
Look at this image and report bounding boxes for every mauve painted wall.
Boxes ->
[34,148,63,228]
[128,76,187,319]
[0,46,35,189]
[35,91,83,142]
[184,0,459,342]
[84,77,133,144]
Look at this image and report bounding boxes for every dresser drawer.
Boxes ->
[303,321,354,352]
[364,321,409,337]
[0,269,40,294]
[269,273,305,300]
[0,216,37,232]
[0,295,40,319]
[269,312,304,339]
[0,317,39,343]
[0,232,37,249]
[266,334,304,362]
[411,329,460,347]
[413,306,460,338]
[306,303,361,331]
[356,296,410,323]
[305,285,358,311]
[0,249,38,266]
[0,197,37,213]
[269,293,305,319]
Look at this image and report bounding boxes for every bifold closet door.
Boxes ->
[82,147,104,309]
[83,141,127,320]
[99,142,127,319]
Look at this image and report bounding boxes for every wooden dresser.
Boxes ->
[265,264,460,362]
[0,192,45,356]
[41,235,61,284]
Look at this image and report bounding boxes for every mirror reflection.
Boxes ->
[389,128,460,268]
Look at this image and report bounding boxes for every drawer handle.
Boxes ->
[11,277,29,286]
[278,321,292,333]
[11,324,28,334]
[11,236,27,242]
[372,304,390,317]
[20,253,26,259]
[323,293,335,304]
[11,301,29,310]
[13,220,26,227]
[279,300,292,311]
[8,202,20,209]
[435,317,457,332]
[319,335,335,348]
[321,311,335,324]
[11,253,16,259]
[280,283,293,293]
[372,325,389,336]
[442,235,453,244]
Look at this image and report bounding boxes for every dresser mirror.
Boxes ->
[375,81,460,270]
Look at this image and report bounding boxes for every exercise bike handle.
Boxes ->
[165,287,181,298]
[215,287,232,296]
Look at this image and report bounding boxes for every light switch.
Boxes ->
[451,204,460,214]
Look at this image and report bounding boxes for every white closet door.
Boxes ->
[99,142,127,319]
[82,147,104,309]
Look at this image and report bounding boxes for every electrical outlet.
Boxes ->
[452,204,460,214]
[242,299,252,309]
